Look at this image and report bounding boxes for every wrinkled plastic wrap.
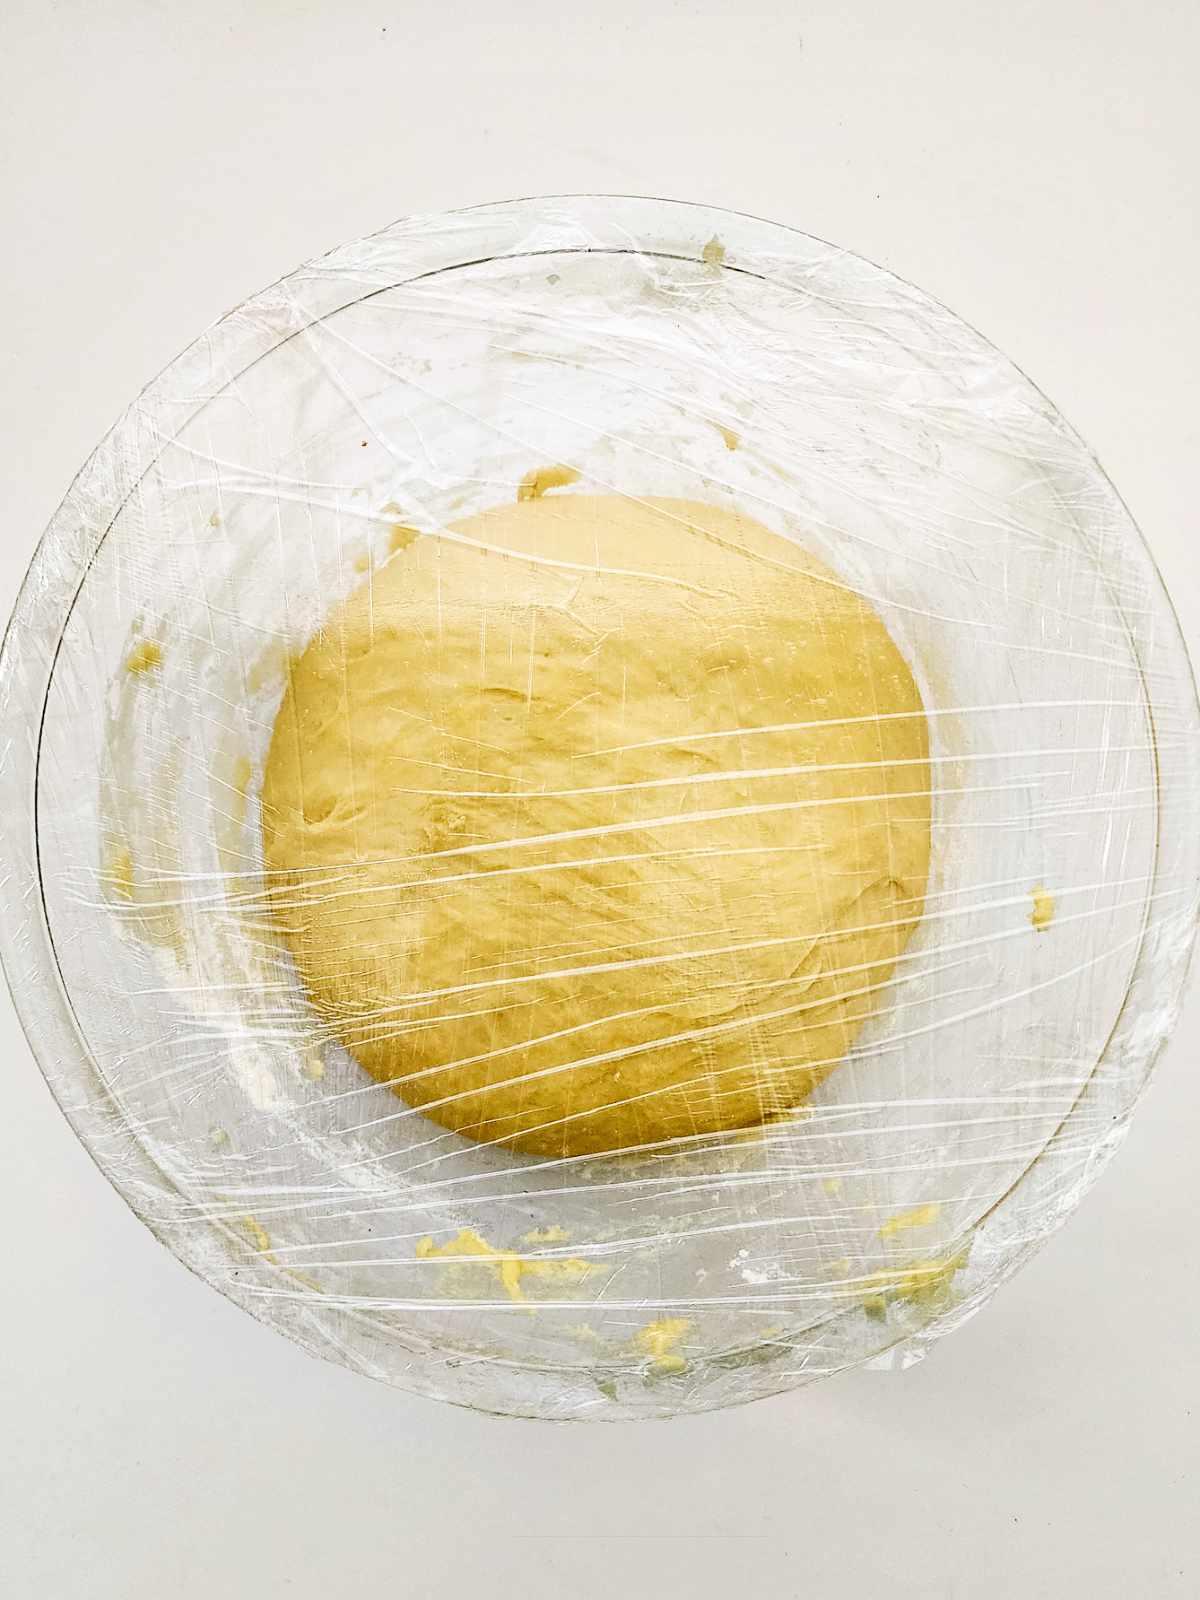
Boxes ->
[2,195,1198,1420]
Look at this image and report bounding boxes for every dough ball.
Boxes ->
[261,495,930,1158]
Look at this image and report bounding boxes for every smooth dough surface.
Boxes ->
[261,495,931,1157]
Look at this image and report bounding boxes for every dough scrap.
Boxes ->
[261,495,930,1157]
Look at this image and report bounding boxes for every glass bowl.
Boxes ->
[2,195,1197,1420]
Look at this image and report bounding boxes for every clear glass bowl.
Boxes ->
[2,195,1197,1419]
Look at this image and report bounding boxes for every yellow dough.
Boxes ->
[261,495,931,1158]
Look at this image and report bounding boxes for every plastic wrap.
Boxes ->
[1,195,1197,1421]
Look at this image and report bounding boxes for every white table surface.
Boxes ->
[2,3,1197,1594]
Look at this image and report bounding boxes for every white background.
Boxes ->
[2,3,1197,1594]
